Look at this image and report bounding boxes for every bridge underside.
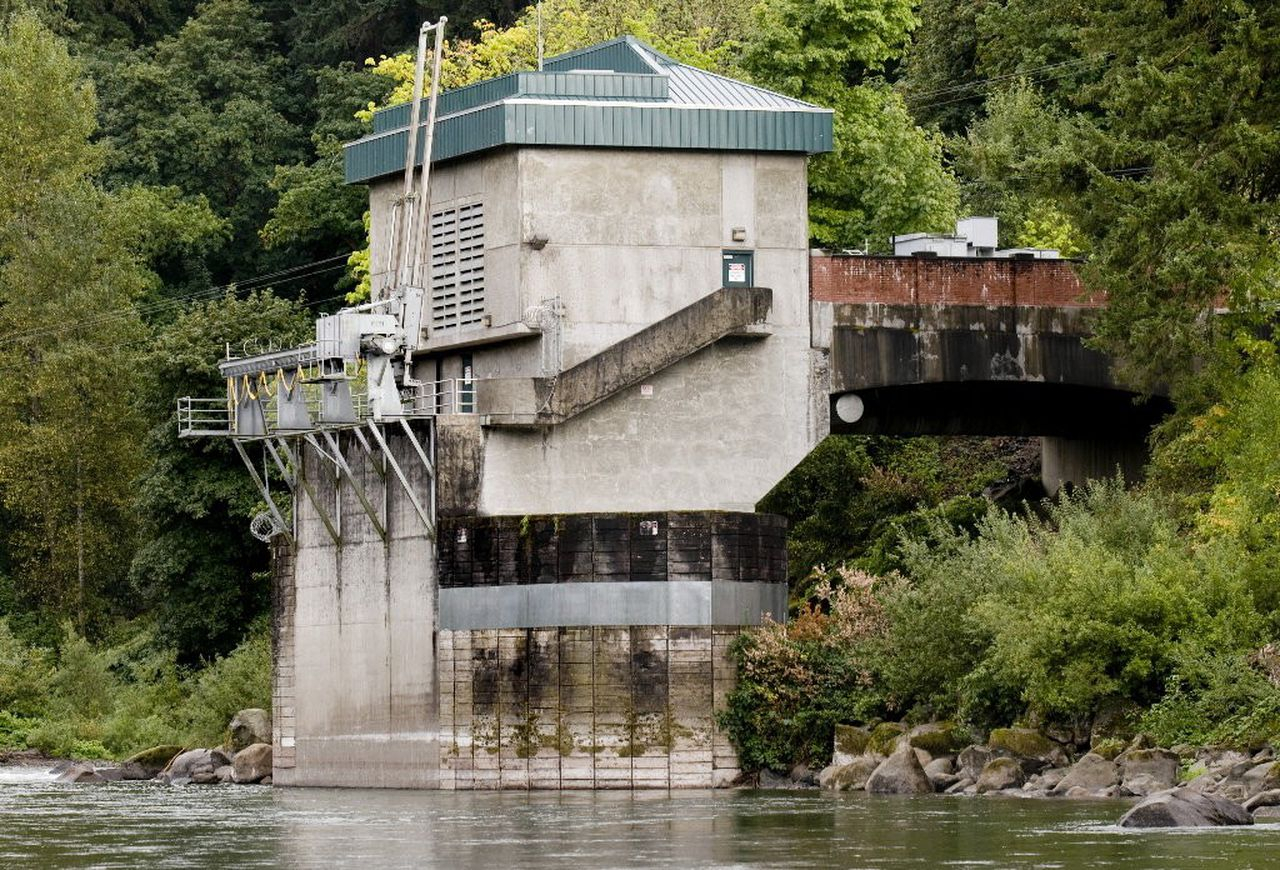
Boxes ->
[829,381,1171,438]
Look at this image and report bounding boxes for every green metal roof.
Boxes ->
[344,36,834,184]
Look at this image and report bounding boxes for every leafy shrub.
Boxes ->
[719,567,888,770]
[880,480,1265,729]
[179,617,271,747]
[0,618,53,717]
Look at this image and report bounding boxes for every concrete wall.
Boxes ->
[274,426,439,788]
[367,148,823,516]
[437,626,741,789]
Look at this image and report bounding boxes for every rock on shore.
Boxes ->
[1119,788,1253,828]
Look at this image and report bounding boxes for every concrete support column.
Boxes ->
[1040,436,1148,496]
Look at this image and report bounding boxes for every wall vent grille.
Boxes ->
[430,201,485,331]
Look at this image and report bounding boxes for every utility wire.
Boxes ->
[910,56,1112,112]
[905,55,1110,102]
[0,254,355,348]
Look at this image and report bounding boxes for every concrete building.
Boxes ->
[892,216,1061,259]
[237,37,833,789]
[180,36,1166,790]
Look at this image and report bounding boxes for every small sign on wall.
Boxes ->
[640,384,654,397]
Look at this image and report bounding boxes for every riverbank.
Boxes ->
[771,721,1280,826]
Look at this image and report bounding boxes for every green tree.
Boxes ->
[0,13,169,632]
[741,0,959,248]
[131,291,312,662]
[96,0,304,285]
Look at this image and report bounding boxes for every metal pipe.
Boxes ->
[390,24,432,292]
[412,17,448,290]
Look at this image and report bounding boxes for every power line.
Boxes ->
[0,288,356,362]
[910,56,1112,113]
[906,55,1110,103]
[0,254,356,348]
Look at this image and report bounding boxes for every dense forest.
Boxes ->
[0,0,1277,762]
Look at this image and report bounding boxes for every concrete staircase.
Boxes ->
[478,285,772,427]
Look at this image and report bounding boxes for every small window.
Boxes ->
[430,202,485,331]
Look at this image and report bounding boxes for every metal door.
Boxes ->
[722,250,754,287]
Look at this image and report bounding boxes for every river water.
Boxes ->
[1,766,1276,868]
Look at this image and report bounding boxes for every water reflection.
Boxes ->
[1,772,1278,869]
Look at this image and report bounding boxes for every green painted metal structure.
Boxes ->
[344,36,834,184]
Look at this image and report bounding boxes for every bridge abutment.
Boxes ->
[1040,436,1148,496]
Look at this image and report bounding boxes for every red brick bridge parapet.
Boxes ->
[808,254,1168,446]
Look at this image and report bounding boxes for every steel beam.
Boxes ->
[311,431,386,542]
[232,440,293,545]
[367,421,434,537]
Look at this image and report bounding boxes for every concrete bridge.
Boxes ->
[181,35,1166,789]
[810,255,1167,491]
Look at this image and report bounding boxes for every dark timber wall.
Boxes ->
[438,512,787,587]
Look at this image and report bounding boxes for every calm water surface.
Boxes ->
[1,766,1276,868]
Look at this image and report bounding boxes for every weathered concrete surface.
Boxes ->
[479,286,772,426]
[437,626,741,789]
[826,302,1114,393]
[369,149,822,517]
[274,426,438,788]
[811,254,1104,308]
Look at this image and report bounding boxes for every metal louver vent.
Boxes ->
[430,202,485,331]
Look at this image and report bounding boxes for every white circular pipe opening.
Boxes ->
[835,393,865,424]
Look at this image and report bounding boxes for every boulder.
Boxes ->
[214,765,234,784]
[1118,748,1180,796]
[1241,761,1280,797]
[832,725,872,765]
[163,748,231,786]
[958,746,995,783]
[1118,787,1253,828]
[1197,747,1251,774]
[55,762,105,784]
[757,769,794,789]
[907,722,971,756]
[820,755,884,791]
[1252,805,1280,820]
[1051,753,1119,796]
[944,778,974,795]
[1026,767,1068,793]
[1126,733,1155,751]
[976,757,1025,794]
[229,709,271,752]
[1242,789,1280,812]
[924,757,955,778]
[867,722,908,756]
[789,763,818,787]
[865,742,933,795]
[95,767,125,782]
[924,758,959,790]
[1088,738,1125,761]
[123,745,183,778]
[987,728,1069,769]
[118,762,152,781]
[260,775,272,786]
